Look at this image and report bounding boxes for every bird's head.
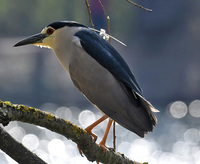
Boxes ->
[14,21,87,50]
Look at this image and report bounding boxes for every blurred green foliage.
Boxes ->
[0,0,136,36]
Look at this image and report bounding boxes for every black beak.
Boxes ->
[14,33,47,47]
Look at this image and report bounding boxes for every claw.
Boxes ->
[77,128,98,156]
[98,119,113,153]
[76,115,109,162]
[99,141,108,153]
[95,120,113,164]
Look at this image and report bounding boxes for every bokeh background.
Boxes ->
[0,0,200,163]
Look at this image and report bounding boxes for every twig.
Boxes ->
[84,0,94,28]
[89,28,127,47]
[0,126,47,164]
[97,0,112,44]
[0,100,144,164]
[106,16,112,44]
[113,121,116,151]
[126,0,152,12]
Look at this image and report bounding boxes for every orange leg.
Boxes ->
[93,118,113,164]
[99,119,113,152]
[85,115,108,141]
[78,115,108,155]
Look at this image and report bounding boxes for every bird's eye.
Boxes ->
[47,28,54,35]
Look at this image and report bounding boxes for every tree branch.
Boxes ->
[126,0,152,12]
[0,100,145,164]
[0,126,47,164]
[84,0,94,28]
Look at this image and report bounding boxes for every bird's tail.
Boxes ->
[135,92,159,126]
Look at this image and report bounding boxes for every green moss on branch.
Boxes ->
[0,100,146,164]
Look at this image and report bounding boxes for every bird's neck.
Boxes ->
[53,46,72,74]
[52,26,87,74]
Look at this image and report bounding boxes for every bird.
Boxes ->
[14,21,158,152]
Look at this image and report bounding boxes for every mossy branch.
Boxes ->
[0,100,146,164]
[0,126,47,164]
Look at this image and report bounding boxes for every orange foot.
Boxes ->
[99,141,108,153]
[77,115,108,156]
[77,116,112,164]
[96,119,113,164]
[77,128,98,156]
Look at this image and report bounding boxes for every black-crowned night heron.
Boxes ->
[14,21,158,152]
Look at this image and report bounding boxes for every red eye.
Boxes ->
[47,28,54,35]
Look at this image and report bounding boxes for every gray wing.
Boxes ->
[74,29,158,137]
[75,30,143,96]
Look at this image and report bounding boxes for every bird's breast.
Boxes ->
[69,48,112,100]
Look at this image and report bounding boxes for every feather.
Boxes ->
[75,29,143,96]
[72,29,158,137]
